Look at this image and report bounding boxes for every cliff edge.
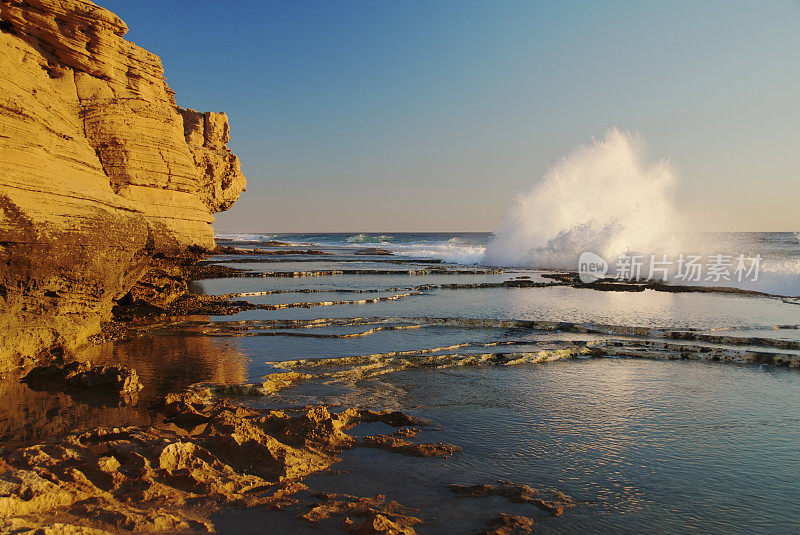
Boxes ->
[0,0,246,369]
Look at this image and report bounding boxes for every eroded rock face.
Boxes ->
[178,107,246,213]
[0,0,246,368]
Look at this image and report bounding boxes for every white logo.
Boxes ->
[578,251,608,283]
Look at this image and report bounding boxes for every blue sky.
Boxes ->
[102,0,800,232]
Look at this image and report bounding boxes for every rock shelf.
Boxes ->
[0,385,459,533]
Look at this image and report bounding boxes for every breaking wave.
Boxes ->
[344,235,485,264]
[481,128,800,296]
[483,128,683,268]
[346,234,395,244]
[387,239,486,265]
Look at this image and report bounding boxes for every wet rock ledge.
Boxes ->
[0,380,461,533]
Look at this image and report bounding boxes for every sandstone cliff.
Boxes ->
[0,0,246,369]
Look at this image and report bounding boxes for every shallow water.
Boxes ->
[206,239,800,534]
[218,231,800,296]
[197,271,511,294]
[210,285,799,329]
[219,359,800,534]
[6,235,799,533]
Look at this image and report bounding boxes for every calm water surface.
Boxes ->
[214,359,800,534]
[5,233,797,534]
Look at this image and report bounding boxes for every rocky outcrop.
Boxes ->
[0,392,449,533]
[192,372,312,397]
[361,430,461,457]
[22,360,143,399]
[450,481,575,516]
[303,493,422,534]
[178,107,245,213]
[477,514,536,535]
[0,0,246,368]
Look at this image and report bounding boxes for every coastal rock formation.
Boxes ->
[274,344,595,385]
[303,493,422,535]
[477,514,536,535]
[361,429,462,457]
[0,389,452,533]
[178,107,245,213]
[22,360,142,398]
[450,481,575,516]
[192,372,312,397]
[0,0,246,368]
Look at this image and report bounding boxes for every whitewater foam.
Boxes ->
[481,129,800,296]
[342,235,485,264]
[386,240,486,265]
[346,234,395,244]
[483,128,683,268]
[216,233,278,242]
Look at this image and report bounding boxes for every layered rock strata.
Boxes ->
[0,0,246,368]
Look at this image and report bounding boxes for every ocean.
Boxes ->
[217,231,800,296]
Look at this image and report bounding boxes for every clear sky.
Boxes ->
[101,0,800,232]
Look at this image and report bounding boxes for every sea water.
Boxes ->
[3,233,798,534]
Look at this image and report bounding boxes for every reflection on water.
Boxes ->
[6,238,799,533]
[210,286,800,329]
[0,332,247,448]
[0,378,153,449]
[78,330,249,396]
[257,359,800,535]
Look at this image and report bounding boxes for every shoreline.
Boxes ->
[1,245,799,532]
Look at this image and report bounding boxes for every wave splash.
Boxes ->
[482,129,800,296]
[483,128,683,269]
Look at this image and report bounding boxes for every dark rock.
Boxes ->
[450,481,574,516]
[354,248,394,256]
[23,361,143,398]
[478,513,535,535]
